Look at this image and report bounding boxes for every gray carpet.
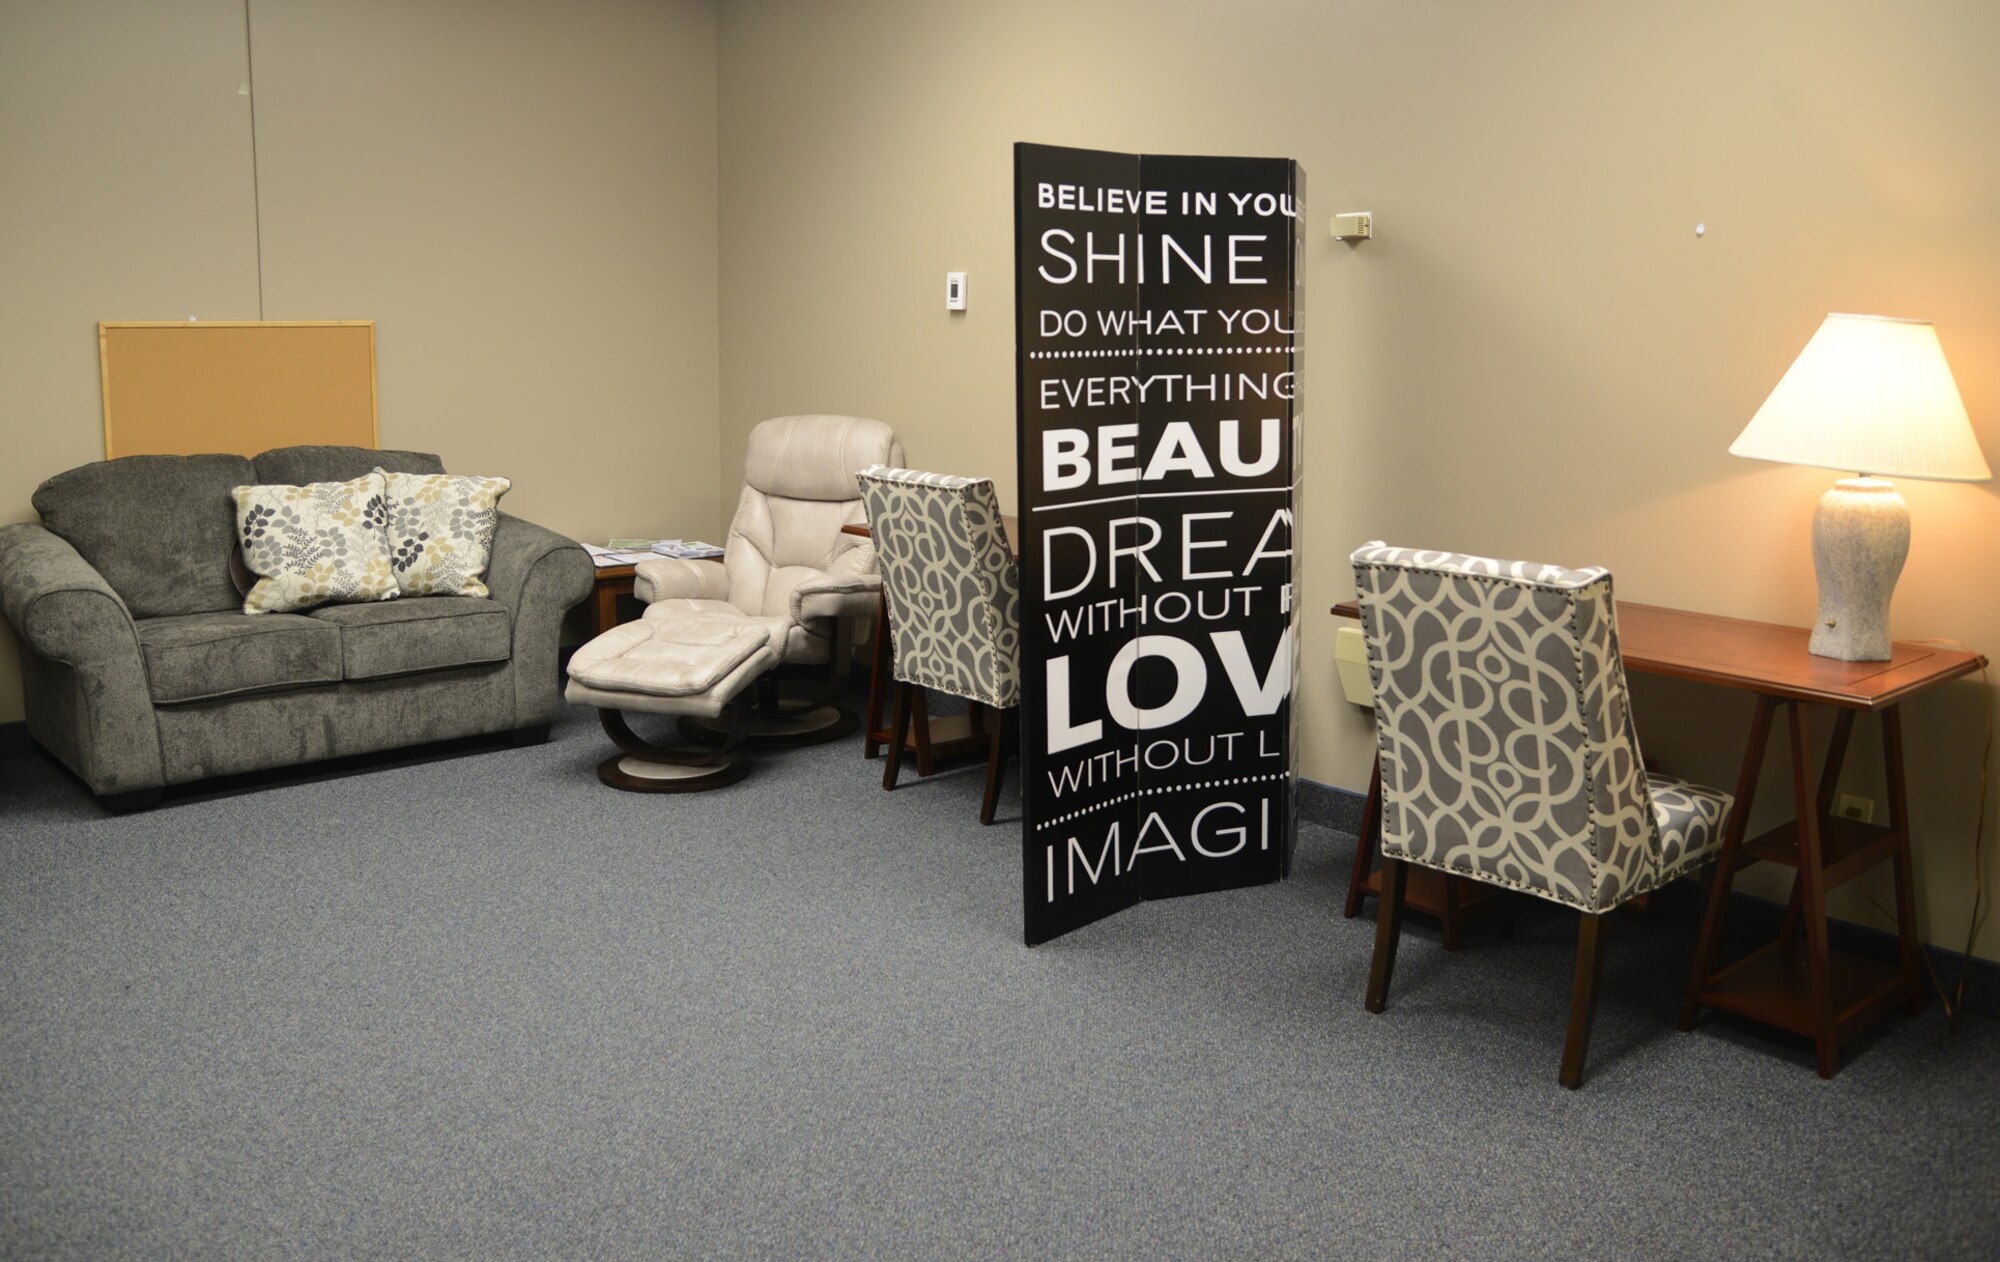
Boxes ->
[2,702,1995,1260]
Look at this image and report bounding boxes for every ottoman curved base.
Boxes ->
[593,707,750,795]
[681,700,859,749]
[566,620,778,795]
[596,749,752,793]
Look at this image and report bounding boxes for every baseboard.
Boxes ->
[1298,775,1367,837]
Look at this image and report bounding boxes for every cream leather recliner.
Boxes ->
[634,414,902,742]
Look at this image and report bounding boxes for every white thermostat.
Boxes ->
[946,272,967,311]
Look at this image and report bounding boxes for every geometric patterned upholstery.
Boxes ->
[1645,773,1733,889]
[856,467,1020,710]
[1351,541,1730,913]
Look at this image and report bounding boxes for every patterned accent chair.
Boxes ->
[635,415,902,745]
[1350,541,1733,1088]
[856,466,1021,824]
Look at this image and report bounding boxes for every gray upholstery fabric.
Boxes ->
[482,514,595,729]
[1,455,594,801]
[0,524,162,794]
[136,612,341,704]
[308,598,512,681]
[1647,773,1733,885]
[31,453,251,618]
[1351,541,1732,912]
[153,666,515,784]
[856,467,1020,710]
[251,445,445,485]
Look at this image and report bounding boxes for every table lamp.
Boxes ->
[1729,313,1991,661]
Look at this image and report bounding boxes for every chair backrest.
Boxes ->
[1349,541,1661,913]
[856,467,1020,709]
[724,415,902,620]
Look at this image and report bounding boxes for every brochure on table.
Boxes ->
[584,539,725,568]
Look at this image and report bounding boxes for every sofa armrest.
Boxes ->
[635,556,730,604]
[0,522,164,795]
[1,522,132,635]
[483,513,594,728]
[792,542,880,622]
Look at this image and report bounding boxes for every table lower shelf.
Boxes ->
[1694,938,1917,1042]
[1741,813,1900,890]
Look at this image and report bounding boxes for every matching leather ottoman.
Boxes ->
[564,618,778,792]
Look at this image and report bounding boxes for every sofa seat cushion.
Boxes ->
[307,597,512,680]
[137,611,342,704]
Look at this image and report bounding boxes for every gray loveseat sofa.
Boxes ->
[0,445,593,810]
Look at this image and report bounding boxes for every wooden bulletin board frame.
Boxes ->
[98,320,379,459]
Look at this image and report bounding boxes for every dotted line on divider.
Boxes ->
[1033,772,1289,831]
[1027,346,1293,359]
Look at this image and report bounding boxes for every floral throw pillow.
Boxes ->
[378,469,511,598]
[233,473,400,614]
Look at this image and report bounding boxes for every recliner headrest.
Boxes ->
[744,415,901,501]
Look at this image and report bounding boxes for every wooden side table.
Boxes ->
[590,564,638,636]
[589,553,726,636]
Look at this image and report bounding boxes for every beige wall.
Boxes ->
[0,0,721,712]
[5,0,1996,961]
[0,0,262,717]
[718,0,2000,959]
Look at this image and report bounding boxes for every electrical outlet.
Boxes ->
[1836,794,1874,824]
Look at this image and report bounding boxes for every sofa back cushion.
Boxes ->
[33,453,254,618]
[253,445,444,485]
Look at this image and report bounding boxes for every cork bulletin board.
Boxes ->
[97,320,378,458]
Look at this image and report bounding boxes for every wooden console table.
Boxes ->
[1332,598,1984,1076]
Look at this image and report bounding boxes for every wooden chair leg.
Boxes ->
[979,706,1010,824]
[1559,911,1609,1089]
[863,592,891,759]
[883,682,912,791]
[911,686,936,776]
[1440,872,1464,952]
[1365,857,1409,1013]
[1344,754,1382,918]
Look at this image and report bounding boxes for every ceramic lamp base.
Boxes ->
[1808,477,1908,661]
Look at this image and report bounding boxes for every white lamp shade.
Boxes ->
[1729,313,1992,482]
